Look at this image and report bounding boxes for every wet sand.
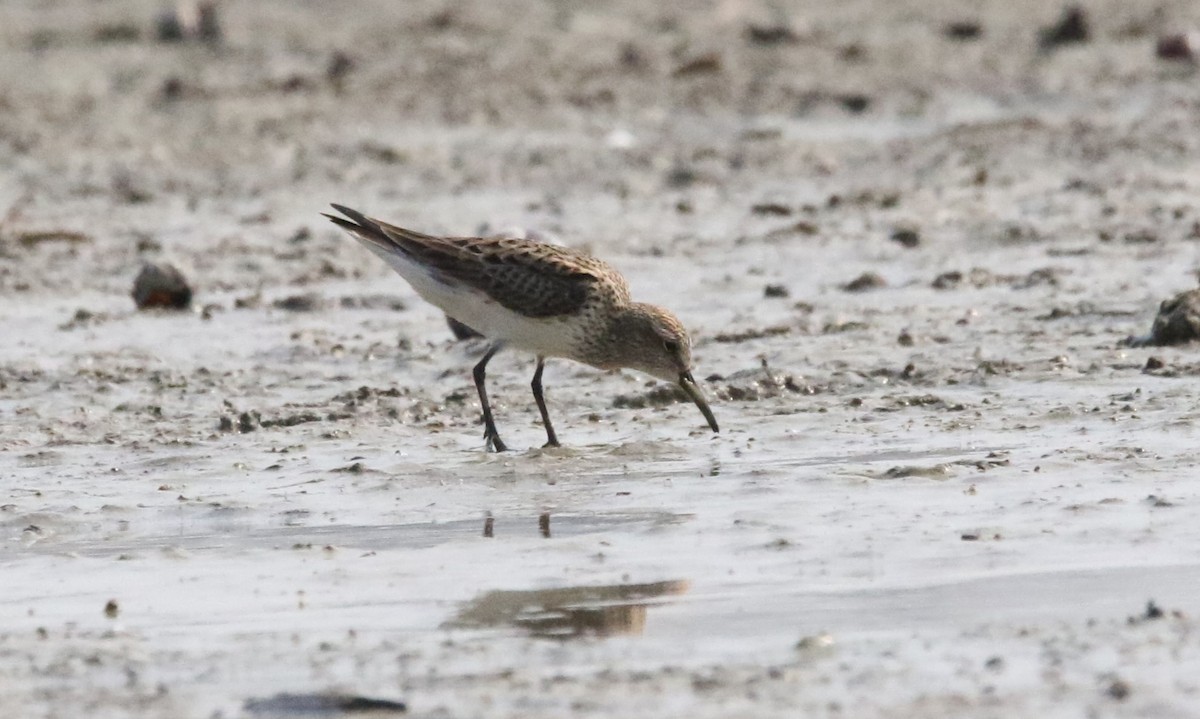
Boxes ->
[4,1,1200,716]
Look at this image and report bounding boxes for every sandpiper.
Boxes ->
[324,204,719,451]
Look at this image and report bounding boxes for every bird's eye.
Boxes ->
[663,339,680,354]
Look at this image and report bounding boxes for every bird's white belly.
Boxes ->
[383,254,581,357]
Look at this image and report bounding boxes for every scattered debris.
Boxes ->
[59,309,111,331]
[1122,229,1159,245]
[841,272,886,293]
[234,293,262,309]
[827,190,900,209]
[794,632,835,652]
[665,165,698,188]
[94,24,142,43]
[822,320,869,334]
[715,366,815,401]
[883,464,952,480]
[890,227,920,248]
[326,51,355,91]
[131,263,193,310]
[112,169,153,204]
[746,22,797,45]
[1104,676,1131,701]
[943,21,983,40]
[269,74,315,94]
[613,384,691,409]
[877,394,965,412]
[614,364,811,408]
[751,202,792,217]
[218,411,258,433]
[1014,268,1060,289]
[961,452,1011,471]
[358,140,406,165]
[764,220,819,240]
[1145,494,1175,508]
[932,271,965,289]
[838,43,866,62]
[673,52,722,77]
[160,76,188,101]
[1156,33,1199,62]
[712,325,791,343]
[931,267,1062,291]
[218,408,349,433]
[272,294,324,312]
[1035,303,1137,321]
[1040,6,1090,50]
[338,295,406,311]
[16,230,90,248]
[332,386,403,404]
[1126,288,1200,347]
[244,693,407,716]
[837,94,871,114]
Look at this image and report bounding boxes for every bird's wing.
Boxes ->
[325,204,629,318]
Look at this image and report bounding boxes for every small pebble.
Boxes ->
[1127,288,1200,347]
[1040,6,1090,49]
[842,272,887,293]
[1156,33,1199,62]
[131,263,193,310]
[1106,678,1131,701]
[890,228,920,248]
[944,21,982,40]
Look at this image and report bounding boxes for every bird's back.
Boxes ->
[325,206,632,352]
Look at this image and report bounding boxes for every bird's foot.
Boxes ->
[485,431,508,453]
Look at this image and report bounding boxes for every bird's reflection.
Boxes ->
[445,580,689,639]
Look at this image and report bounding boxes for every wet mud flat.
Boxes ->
[5,0,1200,717]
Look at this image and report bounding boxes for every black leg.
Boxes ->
[473,344,507,452]
[531,357,559,448]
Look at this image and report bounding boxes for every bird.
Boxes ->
[323,204,719,451]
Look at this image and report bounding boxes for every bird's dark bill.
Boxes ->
[679,372,719,433]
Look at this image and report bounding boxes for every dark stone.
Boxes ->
[842,272,886,293]
[1040,7,1090,49]
[1157,34,1198,62]
[131,263,193,310]
[944,21,982,40]
[1127,289,1200,347]
[890,228,920,248]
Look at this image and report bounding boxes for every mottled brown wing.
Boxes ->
[386,238,623,320]
[326,205,629,317]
